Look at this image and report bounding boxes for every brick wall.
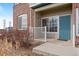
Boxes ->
[13,3,35,29]
[72,3,79,40]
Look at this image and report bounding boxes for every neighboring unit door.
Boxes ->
[59,15,71,41]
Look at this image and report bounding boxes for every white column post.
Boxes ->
[45,26,47,42]
[73,24,75,47]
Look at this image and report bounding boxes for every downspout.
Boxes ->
[29,7,32,35]
[30,7,31,27]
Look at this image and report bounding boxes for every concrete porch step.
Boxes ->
[32,42,77,56]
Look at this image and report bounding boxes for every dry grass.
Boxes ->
[0,39,32,56]
[0,29,34,56]
[0,29,45,56]
[0,39,44,56]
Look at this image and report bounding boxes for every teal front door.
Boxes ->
[59,15,71,41]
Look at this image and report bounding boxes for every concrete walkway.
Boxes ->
[33,42,77,56]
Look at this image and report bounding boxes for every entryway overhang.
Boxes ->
[33,3,72,42]
[34,3,70,12]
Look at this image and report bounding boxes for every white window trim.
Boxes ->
[41,14,71,34]
[18,14,27,30]
[76,8,79,36]
[41,16,59,33]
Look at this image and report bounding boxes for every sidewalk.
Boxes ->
[33,42,77,56]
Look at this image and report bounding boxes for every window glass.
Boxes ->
[42,16,58,32]
[50,16,57,32]
[18,14,27,30]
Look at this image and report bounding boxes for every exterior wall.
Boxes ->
[35,12,41,27]
[35,4,72,39]
[13,3,73,40]
[30,8,35,27]
[13,3,35,29]
[72,3,79,41]
[40,4,72,17]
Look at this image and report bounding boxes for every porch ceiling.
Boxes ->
[35,3,72,12]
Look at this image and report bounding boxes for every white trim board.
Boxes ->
[76,8,79,36]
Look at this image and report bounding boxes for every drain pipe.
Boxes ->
[45,26,47,42]
[29,7,32,37]
[73,24,75,47]
[30,7,31,27]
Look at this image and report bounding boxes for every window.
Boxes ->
[18,14,27,30]
[76,8,79,36]
[42,16,58,32]
[49,16,58,32]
